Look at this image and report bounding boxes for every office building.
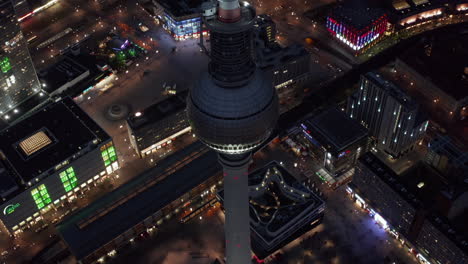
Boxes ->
[57,142,223,264]
[326,5,388,54]
[351,153,421,236]
[126,91,190,158]
[253,15,310,114]
[0,0,42,121]
[0,97,118,235]
[253,15,276,47]
[255,43,309,114]
[350,153,468,264]
[299,107,368,188]
[218,161,325,260]
[425,135,468,179]
[395,32,468,122]
[347,72,428,158]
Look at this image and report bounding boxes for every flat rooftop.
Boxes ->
[127,90,188,131]
[157,0,202,18]
[0,97,109,183]
[359,153,425,209]
[398,30,468,101]
[364,72,419,108]
[56,141,221,260]
[304,107,368,153]
[218,161,325,258]
[359,153,468,253]
[330,5,387,30]
[257,43,309,69]
[38,57,89,94]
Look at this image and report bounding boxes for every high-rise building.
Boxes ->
[0,0,41,119]
[187,1,279,263]
[347,72,428,158]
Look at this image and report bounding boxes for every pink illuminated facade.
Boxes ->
[326,13,388,55]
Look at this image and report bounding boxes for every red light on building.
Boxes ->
[326,7,388,54]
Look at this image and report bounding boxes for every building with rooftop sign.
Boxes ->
[0,97,118,235]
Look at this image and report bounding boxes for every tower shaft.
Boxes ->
[219,154,252,264]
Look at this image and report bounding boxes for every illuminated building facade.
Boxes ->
[163,14,203,41]
[155,0,205,41]
[347,72,428,158]
[0,98,118,235]
[326,6,388,54]
[0,0,41,120]
[57,142,224,264]
[126,91,190,158]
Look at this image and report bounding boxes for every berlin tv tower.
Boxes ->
[187,0,279,263]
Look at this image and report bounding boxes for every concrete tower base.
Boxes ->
[218,153,252,264]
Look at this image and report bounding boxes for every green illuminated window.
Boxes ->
[31,184,51,210]
[101,143,117,166]
[59,166,78,192]
[0,57,12,73]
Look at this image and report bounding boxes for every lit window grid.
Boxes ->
[0,57,12,73]
[101,145,117,167]
[31,184,52,210]
[59,167,78,192]
[326,15,388,51]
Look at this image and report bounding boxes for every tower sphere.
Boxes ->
[187,70,278,155]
